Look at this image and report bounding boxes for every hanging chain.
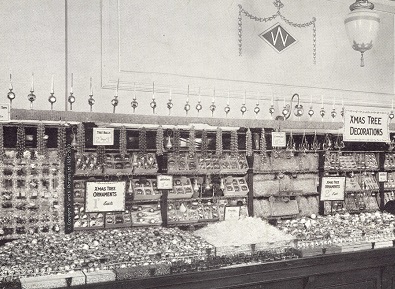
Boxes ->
[238,1,317,64]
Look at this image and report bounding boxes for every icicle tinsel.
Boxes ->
[97,145,106,166]
[76,123,85,155]
[57,125,66,160]
[173,128,181,155]
[230,130,238,156]
[260,129,267,163]
[37,122,46,157]
[119,126,127,157]
[138,128,147,156]
[201,129,208,158]
[156,126,164,156]
[216,127,223,156]
[188,126,196,156]
[16,124,26,159]
[246,128,253,157]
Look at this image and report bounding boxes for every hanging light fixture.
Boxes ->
[344,0,380,67]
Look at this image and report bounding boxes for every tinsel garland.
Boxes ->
[246,128,253,157]
[36,122,47,157]
[97,145,106,166]
[201,130,208,158]
[260,129,267,163]
[156,126,164,156]
[215,127,223,156]
[139,128,147,156]
[173,128,180,155]
[188,126,196,156]
[230,130,238,156]
[119,126,127,157]
[0,125,4,162]
[76,123,85,155]
[16,124,26,159]
[57,125,66,160]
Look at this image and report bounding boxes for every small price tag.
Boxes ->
[320,177,345,201]
[378,172,388,182]
[271,132,286,147]
[157,175,173,190]
[93,128,114,146]
[0,104,10,122]
[225,206,240,221]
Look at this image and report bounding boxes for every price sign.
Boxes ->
[271,132,286,147]
[0,104,10,122]
[93,128,114,145]
[378,172,388,182]
[157,175,173,190]
[320,177,345,201]
[225,206,240,221]
[85,181,126,212]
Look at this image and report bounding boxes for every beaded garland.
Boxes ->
[16,124,26,159]
[201,129,208,158]
[76,123,85,155]
[230,130,238,156]
[138,128,147,156]
[173,128,180,155]
[36,122,47,157]
[246,128,253,157]
[96,145,106,167]
[215,127,223,156]
[156,126,164,156]
[57,126,66,160]
[260,129,268,163]
[119,126,127,158]
[188,126,196,156]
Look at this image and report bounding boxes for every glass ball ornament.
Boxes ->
[282,106,290,117]
[224,104,231,115]
[111,98,119,108]
[7,90,15,101]
[320,107,326,118]
[28,91,36,109]
[68,93,75,104]
[269,105,275,116]
[331,108,337,119]
[184,102,191,115]
[294,104,304,117]
[209,103,216,115]
[254,103,260,115]
[240,104,247,115]
[48,93,56,105]
[131,99,138,112]
[389,111,395,120]
[167,100,173,110]
[196,101,203,113]
[150,99,157,114]
[308,106,314,118]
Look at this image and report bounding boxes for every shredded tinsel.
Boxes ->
[119,126,127,158]
[16,124,26,159]
[201,129,208,158]
[246,129,253,157]
[215,127,223,156]
[230,130,238,156]
[138,128,147,156]
[36,122,47,157]
[188,126,196,156]
[259,129,267,163]
[76,123,85,155]
[96,145,106,166]
[173,128,180,155]
[57,125,66,160]
[156,126,164,156]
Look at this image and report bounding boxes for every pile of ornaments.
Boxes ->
[0,227,214,281]
[276,212,395,248]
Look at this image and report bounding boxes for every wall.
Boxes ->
[0,0,394,122]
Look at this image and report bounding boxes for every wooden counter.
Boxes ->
[63,247,395,289]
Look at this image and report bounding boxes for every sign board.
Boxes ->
[157,175,173,190]
[320,177,345,201]
[224,206,240,221]
[343,109,389,142]
[85,181,126,212]
[271,132,287,147]
[93,128,114,145]
[378,172,388,182]
[0,104,10,122]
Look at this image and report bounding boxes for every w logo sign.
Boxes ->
[259,23,297,53]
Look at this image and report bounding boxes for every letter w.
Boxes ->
[271,27,288,46]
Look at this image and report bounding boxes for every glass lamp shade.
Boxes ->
[344,5,380,67]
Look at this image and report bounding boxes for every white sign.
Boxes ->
[320,177,345,201]
[343,109,389,142]
[85,181,126,212]
[157,175,173,190]
[93,128,114,145]
[0,104,10,122]
[378,172,388,182]
[271,132,286,147]
[225,206,240,221]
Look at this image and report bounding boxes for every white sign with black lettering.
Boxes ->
[85,181,126,212]
[320,177,345,201]
[271,132,286,147]
[157,175,173,190]
[0,104,10,122]
[343,109,389,142]
[93,128,114,145]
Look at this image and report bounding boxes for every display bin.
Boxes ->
[114,264,171,280]
[83,270,116,284]
[20,272,85,289]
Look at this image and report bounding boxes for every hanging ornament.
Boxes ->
[165,131,172,150]
[57,125,66,160]
[184,85,191,116]
[88,77,95,112]
[196,88,202,115]
[331,108,337,120]
[16,124,26,159]
[173,127,180,155]
[240,91,247,116]
[300,131,309,154]
[334,132,345,151]
[215,127,223,156]
[254,103,260,117]
[220,177,225,191]
[138,127,147,156]
[323,134,332,151]
[246,128,253,157]
[269,105,275,117]
[111,79,119,113]
[193,179,200,193]
[119,126,127,158]
[320,107,325,120]
[76,123,85,155]
[156,126,164,156]
[210,90,216,117]
[131,82,138,113]
[286,131,295,157]
[37,122,47,157]
[48,75,56,111]
[0,125,4,162]
[260,129,268,163]
[188,126,196,156]
[150,82,157,114]
[68,73,76,111]
[224,104,231,116]
[201,129,208,158]
[27,73,36,110]
[167,89,173,115]
[230,130,238,156]
[308,106,314,118]
[7,74,16,108]
[390,111,395,120]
